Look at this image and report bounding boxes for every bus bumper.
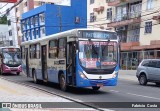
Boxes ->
[2,65,22,73]
[76,77,118,87]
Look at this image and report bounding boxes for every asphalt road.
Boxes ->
[1,73,160,111]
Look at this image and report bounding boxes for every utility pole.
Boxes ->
[57,6,62,32]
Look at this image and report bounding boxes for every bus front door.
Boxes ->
[25,48,29,77]
[41,45,48,81]
[67,42,76,86]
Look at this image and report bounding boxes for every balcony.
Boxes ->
[107,12,141,27]
[107,0,141,6]
[93,6,104,14]
[107,0,128,6]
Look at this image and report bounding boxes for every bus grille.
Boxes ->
[90,80,108,86]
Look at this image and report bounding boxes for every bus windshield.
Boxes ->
[3,52,21,65]
[79,41,117,69]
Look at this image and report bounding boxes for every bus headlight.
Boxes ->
[79,71,87,79]
[112,71,118,78]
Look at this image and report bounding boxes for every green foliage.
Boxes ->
[0,16,7,24]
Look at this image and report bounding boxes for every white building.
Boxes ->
[0,3,18,47]
[0,25,9,47]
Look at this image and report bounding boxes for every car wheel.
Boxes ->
[155,82,160,86]
[92,86,100,91]
[59,74,67,91]
[139,75,147,85]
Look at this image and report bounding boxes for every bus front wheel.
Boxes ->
[59,74,67,91]
[17,72,20,75]
[92,86,100,91]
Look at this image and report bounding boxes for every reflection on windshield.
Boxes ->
[3,52,21,65]
[79,41,117,69]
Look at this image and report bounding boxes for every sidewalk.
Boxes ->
[0,78,98,111]
[118,70,137,81]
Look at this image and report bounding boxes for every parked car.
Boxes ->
[136,59,160,86]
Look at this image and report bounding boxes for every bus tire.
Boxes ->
[0,68,3,75]
[59,74,67,91]
[92,86,100,91]
[17,72,20,75]
[33,70,38,84]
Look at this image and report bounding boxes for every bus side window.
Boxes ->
[58,38,66,59]
[49,40,58,58]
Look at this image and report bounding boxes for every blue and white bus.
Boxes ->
[21,28,119,91]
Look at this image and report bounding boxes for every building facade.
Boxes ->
[15,0,61,45]
[0,3,18,47]
[88,0,160,70]
[0,25,10,47]
[21,0,87,42]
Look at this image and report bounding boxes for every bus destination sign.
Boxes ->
[81,31,117,40]
[2,48,20,52]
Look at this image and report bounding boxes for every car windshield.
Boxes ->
[3,52,21,65]
[79,41,117,69]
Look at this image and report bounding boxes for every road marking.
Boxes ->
[109,90,119,93]
[126,92,160,100]
[109,89,160,101]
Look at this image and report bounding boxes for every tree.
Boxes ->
[0,16,7,24]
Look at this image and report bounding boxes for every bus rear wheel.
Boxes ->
[59,74,67,91]
[92,86,100,91]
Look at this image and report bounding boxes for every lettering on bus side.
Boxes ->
[59,60,65,65]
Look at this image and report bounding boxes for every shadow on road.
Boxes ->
[27,80,109,95]
[0,73,18,76]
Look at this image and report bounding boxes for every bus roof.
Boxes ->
[21,28,116,46]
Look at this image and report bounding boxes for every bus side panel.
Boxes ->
[47,69,59,83]
[22,59,26,75]
[36,68,43,80]
[75,53,91,87]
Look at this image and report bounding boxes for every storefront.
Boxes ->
[120,50,160,70]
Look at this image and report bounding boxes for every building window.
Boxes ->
[32,30,35,37]
[8,20,11,26]
[28,31,30,38]
[41,27,45,34]
[36,29,39,35]
[30,17,34,25]
[49,40,58,58]
[90,13,96,22]
[34,16,38,25]
[10,40,13,46]
[24,1,27,7]
[40,2,45,5]
[147,0,153,10]
[90,0,94,4]
[107,8,112,20]
[9,30,12,36]
[145,21,152,33]
[40,13,45,22]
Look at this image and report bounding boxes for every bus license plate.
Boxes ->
[97,84,103,87]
